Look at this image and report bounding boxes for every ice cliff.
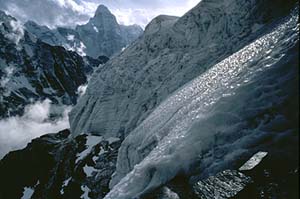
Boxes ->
[69,0,296,139]
[67,0,298,198]
[0,0,298,198]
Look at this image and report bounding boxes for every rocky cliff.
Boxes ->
[0,10,108,118]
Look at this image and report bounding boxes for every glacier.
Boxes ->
[69,0,297,139]
[104,7,299,199]
[0,1,298,198]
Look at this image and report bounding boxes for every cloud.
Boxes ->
[0,0,93,28]
[5,19,24,45]
[0,99,71,158]
[94,0,200,27]
[0,0,200,28]
[77,84,88,97]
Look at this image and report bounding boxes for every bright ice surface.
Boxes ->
[239,152,268,171]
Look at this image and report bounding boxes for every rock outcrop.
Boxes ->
[0,129,121,199]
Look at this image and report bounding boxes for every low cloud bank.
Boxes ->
[0,99,71,158]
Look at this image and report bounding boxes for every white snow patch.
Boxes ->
[162,187,180,199]
[83,164,97,177]
[67,34,75,41]
[60,177,71,194]
[93,26,99,33]
[0,99,72,158]
[239,152,268,171]
[77,42,86,56]
[21,187,34,199]
[64,42,86,56]
[76,135,103,163]
[81,185,91,199]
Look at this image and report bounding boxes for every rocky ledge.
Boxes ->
[0,130,298,199]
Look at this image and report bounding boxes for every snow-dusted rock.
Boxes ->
[0,129,122,199]
[0,10,108,118]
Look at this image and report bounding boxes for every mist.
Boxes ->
[0,99,71,158]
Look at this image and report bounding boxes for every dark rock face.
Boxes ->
[0,129,121,199]
[141,149,299,199]
[233,156,299,199]
[0,10,108,118]
[25,5,143,58]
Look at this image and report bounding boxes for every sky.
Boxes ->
[0,0,200,28]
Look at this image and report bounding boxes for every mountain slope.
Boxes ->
[0,10,108,118]
[0,1,298,199]
[69,0,297,138]
[106,8,299,197]
[25,5,143,58]
[67,0,298,198]
[0,130,121,199]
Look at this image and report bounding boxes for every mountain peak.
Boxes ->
[94,4,112,17]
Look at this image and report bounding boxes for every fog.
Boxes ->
[0,99,71,158]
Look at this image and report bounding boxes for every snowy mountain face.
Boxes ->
[67,0,299,198]
[0,10,108,118]
[0,0,299,199]
[69,0,297,138]
[25,5,143,58]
